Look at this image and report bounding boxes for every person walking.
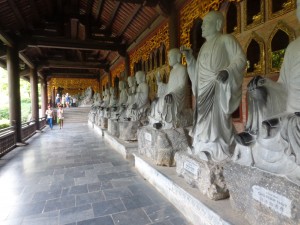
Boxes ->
[57,105,64,129]
[45,105,53,130]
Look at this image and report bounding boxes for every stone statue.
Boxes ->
[149,48,189,129]
[81,86,94,106]
[233,0,300,185]
[128,71,150,121]
[181,10,246,162]
[111,80,128,120]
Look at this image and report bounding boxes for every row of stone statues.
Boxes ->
[90,4,300,190]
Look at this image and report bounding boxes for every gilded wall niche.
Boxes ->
[244,32,265,76]
[268,0,296,19]
[111,63,125,86]
[244,0,265,30]
[225,2,241,34]
[48,78,100,97]
[129,23,169,76]
[100,75,109,93]
[268,21,295,73]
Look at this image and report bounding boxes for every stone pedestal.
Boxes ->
[119,121,139,141]
[100,117,108,129]
[175,151,229,200]
[108,119,119,137]
[138,126,189,167]
[224,162,300,225]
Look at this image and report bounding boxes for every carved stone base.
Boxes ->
[224,162,300,225]
[119,121,139,141]
[175,151,229,200]
[108,119,119,137]
[100,117,108,129]
[138,126,189,167]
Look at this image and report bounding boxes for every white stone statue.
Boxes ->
[233,0,300,185]
[108,87,118,108]
[181,10,246,162]
[127,71,150,121]
[149,48,189,129]
[111,80,128,120]
[81,86,94,106]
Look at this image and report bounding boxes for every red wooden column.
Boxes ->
[41,75,48,115]
[7,46,22,142]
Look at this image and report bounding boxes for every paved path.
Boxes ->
[0,123,190,225]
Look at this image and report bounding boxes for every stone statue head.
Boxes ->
[109,87,115,95]
[201,11,224,39]
[135,71,146,84]
[119,80,126,90]
[105,88,110,95]
[168,48,181,67]
[127,76,135,88]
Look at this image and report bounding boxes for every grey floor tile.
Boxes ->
[76,191,105,206]
[92,199,126,217]
[8,201,46,219]
[21,210,59,225]
[112,208,151,225]
[144,204,181,223]
[121,194,154,210]
[44,196,76,212]
[0,122,190,225]
[77,215,115,225]
[103,187,133,200]
[59,204,93,225]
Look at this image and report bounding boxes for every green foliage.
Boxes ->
[21,102,31,122]
[272,49,285,69]
[0,107,9,120]
[0,119,9,129]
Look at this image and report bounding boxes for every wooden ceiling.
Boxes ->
[0,0,178,80]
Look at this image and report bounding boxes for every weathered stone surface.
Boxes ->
[138,126,189,167]
[118,121,139,141]
[107,119,119,137]
[100,117,108,129]
[175,151,229,200]
[224,162,300,225]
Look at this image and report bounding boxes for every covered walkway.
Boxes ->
[0,121,189,225]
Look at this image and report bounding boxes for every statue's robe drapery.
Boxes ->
[131,82,149,121]
[151,64,187,125]
[187,34,246,161]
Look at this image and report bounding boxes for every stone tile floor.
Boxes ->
[0,123,190,225]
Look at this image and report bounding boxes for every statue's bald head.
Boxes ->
[205,10,224,32]
[168,48,181,63]
[135,71,146,83]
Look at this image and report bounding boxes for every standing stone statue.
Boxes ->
[111,80,128,120]
[233,0,300,185]
[149,48,190,129]
[127,71,150,122]
[181,10,246,162]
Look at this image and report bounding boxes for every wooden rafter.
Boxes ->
[0,30,14,47]
[106,1,121,30]
[95,0,104,23]
[7,0,26,29]
[19,52,35,69]
[119,5,142,36]
[40,60,107,69]
[28,0,40,23]
[86,0,94,16]
[25,36,126,51]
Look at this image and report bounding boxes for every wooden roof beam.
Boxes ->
[48,73,99,79]
[7,0,27,29]
[0,31,13,47]
[19,52,35,69]
[119,5,142,36]
[28,0,40,23]
[25,36,126,51]
[39,60,107,70]
[95,0,104,23]
[106,2,121,31]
